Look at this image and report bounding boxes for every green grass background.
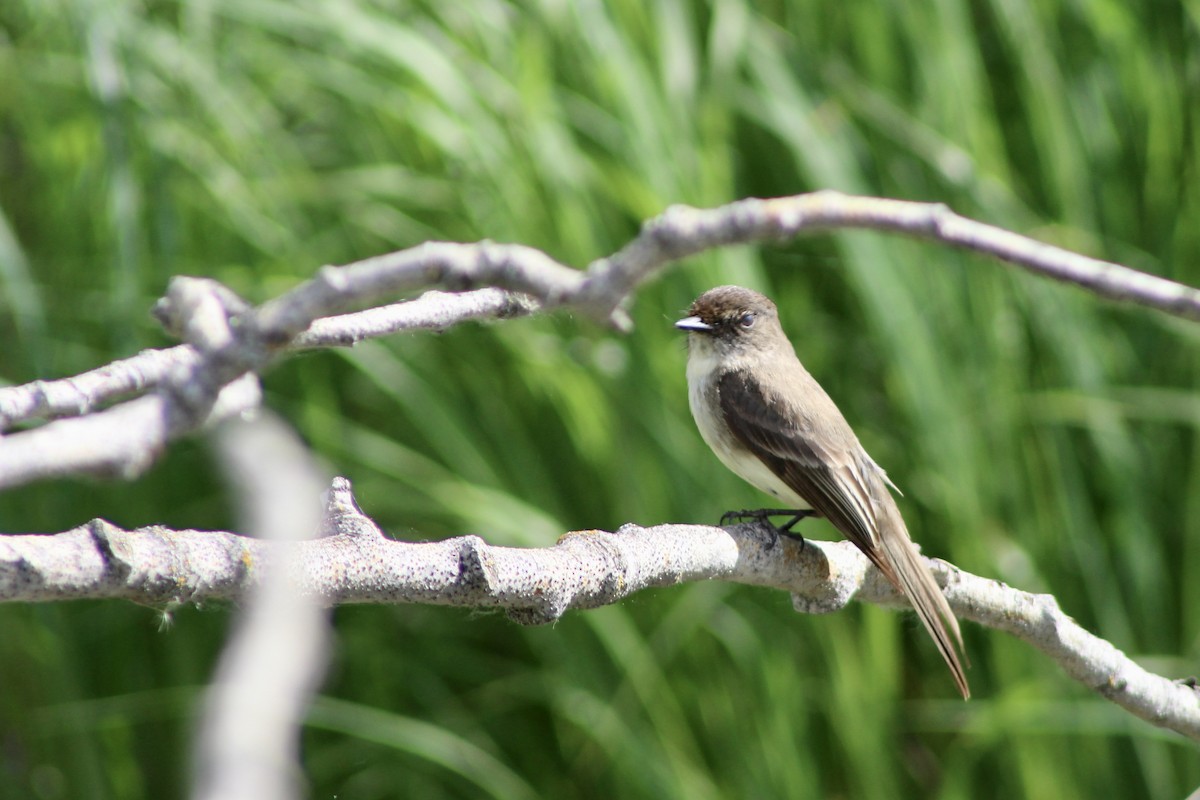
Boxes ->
[2,0,1199,797]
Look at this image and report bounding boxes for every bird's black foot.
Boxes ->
[719,508,815,547]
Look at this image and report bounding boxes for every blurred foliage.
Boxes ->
[1,0,1199,797]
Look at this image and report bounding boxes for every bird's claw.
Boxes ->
[719,508,815,549]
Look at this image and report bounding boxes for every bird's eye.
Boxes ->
[738,313,756,328]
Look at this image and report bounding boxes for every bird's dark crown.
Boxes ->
[685,285,778,331]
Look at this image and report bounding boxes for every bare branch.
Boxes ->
[2,193,1195,489]
[253,242,582,341]
[0,375,261,484]
[578,192,1200,321]
[291,287,540,349]
[192,415,331,800]
[942,570,1199,741]
[0,344,196,428]
[0,289,534,432]
[2,478,1196,741]
[0,286,538,487]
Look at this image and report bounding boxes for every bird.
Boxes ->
[676,284,969,698]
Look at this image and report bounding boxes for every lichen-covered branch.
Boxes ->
[2,477,1196,741]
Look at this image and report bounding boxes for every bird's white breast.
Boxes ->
[686,347,812,510]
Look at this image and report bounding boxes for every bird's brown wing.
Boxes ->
[717,368,970,698]
[715,368,883,554]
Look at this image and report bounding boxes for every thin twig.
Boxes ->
[0,289,536,431]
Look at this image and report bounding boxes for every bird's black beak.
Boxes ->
[675,315,712,332]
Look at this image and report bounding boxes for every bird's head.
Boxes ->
[675,285,782,359]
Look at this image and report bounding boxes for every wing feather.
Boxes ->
[716,368,970,698]
[717,369,880,552]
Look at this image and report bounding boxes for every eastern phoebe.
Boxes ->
[677,285,969,698]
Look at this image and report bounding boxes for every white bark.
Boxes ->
[191,415,331,800]
[2,476,1196,741]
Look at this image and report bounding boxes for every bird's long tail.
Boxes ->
[870,507,970,699]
